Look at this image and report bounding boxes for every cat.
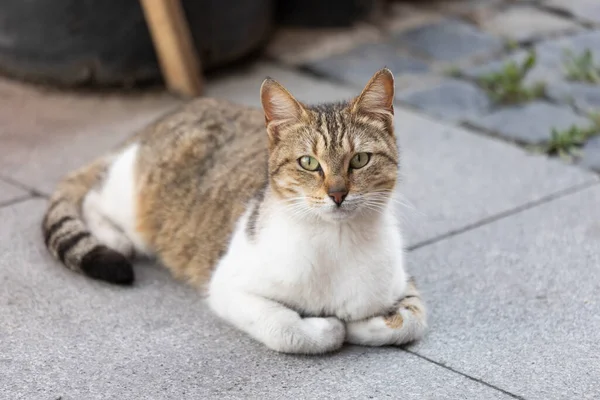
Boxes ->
[41,68,427,354]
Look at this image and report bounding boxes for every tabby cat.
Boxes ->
[42,68,427,354]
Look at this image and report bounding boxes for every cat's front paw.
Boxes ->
[298,317,346,354]
[346,297,427,347]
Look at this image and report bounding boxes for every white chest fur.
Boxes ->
[210,203,407,322]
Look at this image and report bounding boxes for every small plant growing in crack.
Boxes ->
[563,49,600,84]
[540,112,600,159]
[478,50,545,104]
[505,39,520,52]
[444,66,462,78]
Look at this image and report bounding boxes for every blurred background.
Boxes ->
[0,0,392,88]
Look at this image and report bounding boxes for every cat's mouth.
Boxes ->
[316,201,359,222]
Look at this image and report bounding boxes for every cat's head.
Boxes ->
[260,68,398,223]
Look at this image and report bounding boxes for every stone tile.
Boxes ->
[395,106,596,245]
[0,78,181,194]
[265,24,381,65]
[581,135,600,171]
[480,6,580,42]
[393,73,447,93]
[0,199,514,400]
[396,79,491,122]
[393,19,503,62]
[384,2,444,34]
[463,49,539,79]
[545,80,600,114]
[0,179,29,205]
[408,184,600,399]
[205,62,356,107]
[545,0,600,25]
[469,101,592,144]
[464,31,600,85]
[535,30,600,69]
[304,42,430,87]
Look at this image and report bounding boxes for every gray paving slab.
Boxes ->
[468,101,593,144]
[396,79,492,122]
[0,178,29,205]
[480,5,580,42]
[303,42,430,87]
[581,135,600,171]
[545,80,600,114]
[393,19,503,62]
[0,77,182,194]
[464,30,600,86]
[205,62,356,105]
[408,184,600,399]
[544,0,600,25]
[393,107,596,246]
[0,199,514,400]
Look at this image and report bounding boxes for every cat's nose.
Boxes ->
[328,189,348,206]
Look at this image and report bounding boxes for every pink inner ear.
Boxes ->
[261,80,303,124]
[354,69,395,115]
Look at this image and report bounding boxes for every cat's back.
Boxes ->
[134,98,269,285]
[136,97,266,162]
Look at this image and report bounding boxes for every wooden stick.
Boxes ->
[139,0,203,97]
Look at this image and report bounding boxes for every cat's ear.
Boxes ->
[351,68,395,118]
[260,78,306,132]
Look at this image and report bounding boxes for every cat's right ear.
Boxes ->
[260,78,305,141]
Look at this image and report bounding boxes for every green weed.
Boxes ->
[541,112,600,159]
[563,49,600,84]
[478,51,545,104]
[444,66,462,78]
[505,39,520,51]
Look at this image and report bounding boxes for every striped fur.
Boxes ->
[42,157,134,284]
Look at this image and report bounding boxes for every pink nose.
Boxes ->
[328,190,348,206]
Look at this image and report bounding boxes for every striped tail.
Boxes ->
[41,158,134,285]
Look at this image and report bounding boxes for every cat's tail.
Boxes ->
[41,157,134,285]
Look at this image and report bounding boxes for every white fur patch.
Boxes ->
[83,144,150,255]
[208,199,410,354]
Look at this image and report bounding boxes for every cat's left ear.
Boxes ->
[351,68,395,119]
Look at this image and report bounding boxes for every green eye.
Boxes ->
[299,156,320,171]
[350,152,370,169]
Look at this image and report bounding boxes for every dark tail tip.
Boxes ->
[81,246,135,285]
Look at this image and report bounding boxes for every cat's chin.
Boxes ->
[313,205,359,223]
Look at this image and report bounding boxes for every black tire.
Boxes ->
[275,0,376,28]
[0,0,273,87]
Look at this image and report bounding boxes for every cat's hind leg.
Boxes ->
[82,190,135,258]
[345,278,427,346]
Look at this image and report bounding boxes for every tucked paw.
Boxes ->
[346,316,394,346]
[299,317,346,354]
[346,300,427,347]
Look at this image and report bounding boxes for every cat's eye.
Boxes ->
[299,156,320,171]
[350,153,370,169]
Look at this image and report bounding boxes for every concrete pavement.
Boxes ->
[1,60,599,399]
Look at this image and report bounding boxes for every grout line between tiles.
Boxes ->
[0,195,36,210]
[0,175,49,198]
[404,349,527,400]
[407,179,600,251]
